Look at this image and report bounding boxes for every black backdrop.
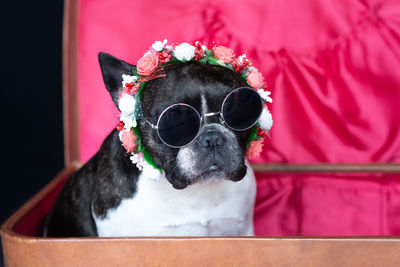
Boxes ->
[1,0,64,264]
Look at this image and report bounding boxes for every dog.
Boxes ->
[44,41,272,237]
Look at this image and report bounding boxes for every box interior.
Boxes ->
[12,176,69,236]
[77,0,400,165]
[11,171,400,237]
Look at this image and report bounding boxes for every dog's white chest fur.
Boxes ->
[94,163,256,237]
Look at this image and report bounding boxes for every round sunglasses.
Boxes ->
[142,87,264,148]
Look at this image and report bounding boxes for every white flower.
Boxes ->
[257,89,272,103]
[152,39,168,52]
[120,112,137,129]
[238,54,247,63]
[258,108,273,131]
[201,45,208,51]
[121,74,137,87]
[130,152,146,170]
[173,43,196,61]
[118,94,136,115]
[118,130,124,141]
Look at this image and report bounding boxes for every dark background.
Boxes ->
[1,0,64,264]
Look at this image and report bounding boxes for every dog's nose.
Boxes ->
[197,130,226,149]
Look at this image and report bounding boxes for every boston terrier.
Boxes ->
[44,41,272,237]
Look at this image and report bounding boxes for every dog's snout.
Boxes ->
[197,130,226,149]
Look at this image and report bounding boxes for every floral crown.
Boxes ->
[116,40,273,171]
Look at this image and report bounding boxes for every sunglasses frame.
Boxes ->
[142,87,264,148]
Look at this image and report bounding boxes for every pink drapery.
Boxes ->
[77,0,400,235]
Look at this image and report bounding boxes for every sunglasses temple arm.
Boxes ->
[141,116,158,129]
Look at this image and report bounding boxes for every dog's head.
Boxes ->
[99,52,257,189]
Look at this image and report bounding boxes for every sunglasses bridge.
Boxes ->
[201,111,229,128]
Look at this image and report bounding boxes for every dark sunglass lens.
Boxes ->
[157,105,200,147]
[222,88,263,130]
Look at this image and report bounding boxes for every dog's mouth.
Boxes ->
[202,162,227,176]
[192,160,248,185]
[208,164,222,172]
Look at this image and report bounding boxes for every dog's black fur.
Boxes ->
[44,53,252,237]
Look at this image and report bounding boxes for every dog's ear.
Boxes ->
[98,52,136,106]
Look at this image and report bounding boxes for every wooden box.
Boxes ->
[2,0,400,266]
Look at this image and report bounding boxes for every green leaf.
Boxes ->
[206,56,220,65]
[132,126,163,172]
[247,125,261,148]
[205,49,214,57]
[131,66,138,77]
[241,73,249,85]
[198,57,208,64]
[162,58,180,66]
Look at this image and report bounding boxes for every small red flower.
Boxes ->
[194,41,205,61]
[158,50,172,64]
[257,128,267,138]
[232,56,252,72]
[123,82,140,95]
[117,121,125,131]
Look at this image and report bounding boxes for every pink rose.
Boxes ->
[212,46,236,64]
[246,139,264,158]
[247,70,265,89]
[137,53,159,75]
[121,130,137,153]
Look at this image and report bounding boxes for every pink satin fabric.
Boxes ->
[77,0,400,235]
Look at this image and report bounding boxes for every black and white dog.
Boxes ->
[45,50,263,237]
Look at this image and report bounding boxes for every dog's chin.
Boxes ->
[194,166,227,185]
[165,163,247,190]
[197,164,247,183]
